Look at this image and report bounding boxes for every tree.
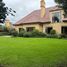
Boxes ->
[0,0,16,23]
[55,0,67,16]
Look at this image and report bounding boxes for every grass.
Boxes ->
[0,37,67,67]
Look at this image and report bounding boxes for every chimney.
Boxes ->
[40,0,46,18]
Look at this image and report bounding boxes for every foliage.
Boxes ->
[18,29,46,37]
[0,0,16,23]
[9,28,18,37]
[32,29,46,37]
[55,0,67,16]
[50,29,56,35]
[57,34,67,38]
[0,32,9,36]
[23,32,33,37]
[46,34,58,38]
[10,28,67,38]
[0,25,9,32]
[0,25,3,32]
[0,0,7,23]
[19,28,25,37]
[0,25,10,36]
[19,28,25,32]
[3,26,9,32]
[46,34,67,39]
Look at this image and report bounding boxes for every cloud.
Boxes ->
[3,0,56,23]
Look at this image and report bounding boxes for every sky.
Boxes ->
[3,0,56,23]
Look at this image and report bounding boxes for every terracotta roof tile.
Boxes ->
[15,8,51,25]
[15,6,66,25]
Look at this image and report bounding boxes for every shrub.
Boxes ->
[31,29,39,37]
[19,28,25,32]
[46,34,67,39]
[57,34,67,39]
[19,28,25,37]
[46,34,57,38]
[23,32,32,37]
[22,29,46,37]
[9,28,18,37]
[0,32,9,36]
[50,29,56,35]
[32,29,46,37]
[19,31,25,37]
[38,32,46,37]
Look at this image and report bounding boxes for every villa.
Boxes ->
[14,0,67,34]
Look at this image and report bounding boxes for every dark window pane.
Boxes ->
[52,12,61,22]
[26,27,35,32]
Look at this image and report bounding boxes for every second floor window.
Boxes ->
[52,12,61,22]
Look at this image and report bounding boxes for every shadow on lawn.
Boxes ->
[0,60,67,67]
[35,59,67,67]
[48,59,67,67]
[55,61,67,67]
[0,63,15,67]
[0,64,4,67]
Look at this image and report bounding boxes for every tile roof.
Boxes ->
[15,7,52,25]
[14,6,67,25]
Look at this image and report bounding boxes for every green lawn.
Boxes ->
[0,37,67,67]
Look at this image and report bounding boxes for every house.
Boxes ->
[14,0,67,34]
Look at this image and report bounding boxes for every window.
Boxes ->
[26,27,35,32]
[61,26,67,34]
[19,28,25,32]
[46,27,52,34]
[52,12,61,22]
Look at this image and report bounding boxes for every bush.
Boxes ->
[0,32,9,36]
[50,29,56,35]
[22,29,46,37]
[23,32,32,37]
[19,31,25,37]
[19,28,25,32]
[32,29,46,37]
[37,32,46,37]
[57,34,67,39]
[46,34,67,39]
[19,28,25,37]
[31,29,39,37]
[9,28,18,37]
[46,34,58,38]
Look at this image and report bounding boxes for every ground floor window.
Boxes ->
[61,26,67,34]
[46,27,52,34]
[19,28,24,32]
[26,27,35,32]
